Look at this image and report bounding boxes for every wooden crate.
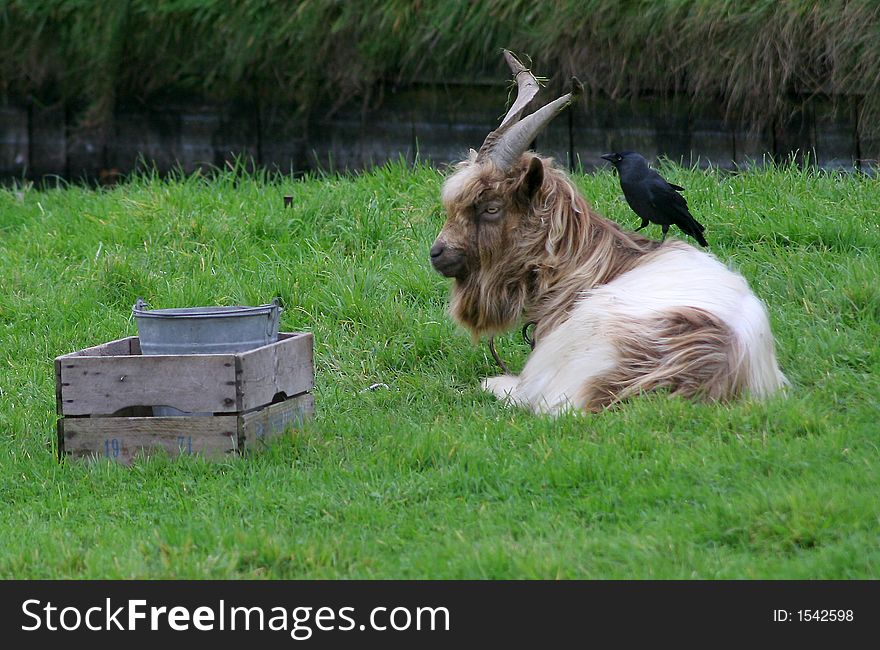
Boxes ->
[55,332,314,464]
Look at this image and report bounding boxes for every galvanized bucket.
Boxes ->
[132,298,282,416]
[132,298,281,356]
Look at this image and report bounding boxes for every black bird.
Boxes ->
[601,151,708,247]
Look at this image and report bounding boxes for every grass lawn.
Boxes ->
[0,160,877,579]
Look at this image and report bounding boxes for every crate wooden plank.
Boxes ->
[58,354,238,416]
[239,393,315,451]
[55,358,64,460]
[62,415,238,465]
[237,332,314,411]
[59,336,138,358]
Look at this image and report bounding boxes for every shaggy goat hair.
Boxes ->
[429,51,788,413]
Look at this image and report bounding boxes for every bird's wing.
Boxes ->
[668,182,685,192]
[645,174,706,233]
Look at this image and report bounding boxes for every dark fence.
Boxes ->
[1,84,876,182]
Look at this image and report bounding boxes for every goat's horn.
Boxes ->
[497,50,540,130]
[481,76,583,171]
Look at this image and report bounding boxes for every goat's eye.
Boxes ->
[481,205,502,220]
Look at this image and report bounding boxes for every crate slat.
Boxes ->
[240,392,315,451]
[62,415,239,464]
[55,358,64,458]
[59,355,238,416]
[237,332,314,410]
[62,336,138,358]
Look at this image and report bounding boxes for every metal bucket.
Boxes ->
[132,298,282,415]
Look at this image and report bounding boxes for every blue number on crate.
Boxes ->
[104,438,120,458]
[177,436,193,454]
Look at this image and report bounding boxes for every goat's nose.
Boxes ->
[430,241,445,259]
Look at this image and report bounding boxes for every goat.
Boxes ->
[430,51,788,414]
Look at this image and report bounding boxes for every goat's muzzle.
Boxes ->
[430,239,467,279]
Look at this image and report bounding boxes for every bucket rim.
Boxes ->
[132,298,282,319]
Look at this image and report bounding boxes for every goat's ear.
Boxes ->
[519,156,544,201]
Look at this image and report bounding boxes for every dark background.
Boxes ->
[2,1,878,181]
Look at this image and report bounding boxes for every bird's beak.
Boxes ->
[600,153,616,163]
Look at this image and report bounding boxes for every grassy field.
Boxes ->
[0,160,878,579]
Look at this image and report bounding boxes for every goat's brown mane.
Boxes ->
[447,154,664,340]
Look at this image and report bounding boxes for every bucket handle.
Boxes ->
[268,297,283,338]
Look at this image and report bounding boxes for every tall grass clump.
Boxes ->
[2,1,880,136]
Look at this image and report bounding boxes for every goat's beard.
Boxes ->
[448,266,527,341]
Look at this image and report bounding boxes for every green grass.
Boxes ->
[0,160,878,578]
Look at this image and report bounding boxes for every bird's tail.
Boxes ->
[674,206,708,246]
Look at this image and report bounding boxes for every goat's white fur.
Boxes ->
[482,241,787,413]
